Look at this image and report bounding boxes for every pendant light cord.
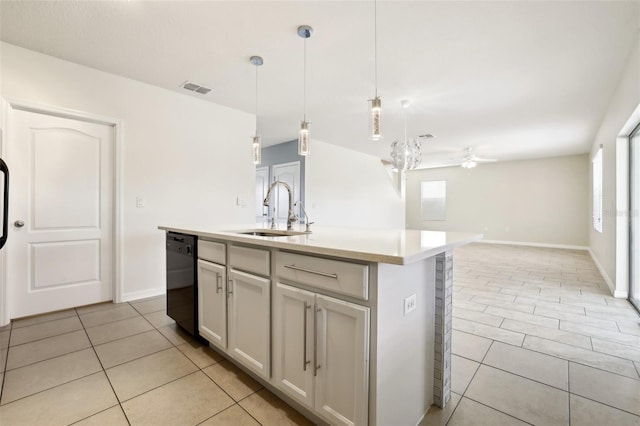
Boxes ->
[255,64,259,136]
[404,105,408,143]
[303,38,307,122]
[374,0,378,98]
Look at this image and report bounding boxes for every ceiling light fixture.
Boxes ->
[369,0,382,141]
[390,100,422,171]
[461,159,477,169]
[297,25,313,156]
[459,147,496,169]
[250,55,264,165]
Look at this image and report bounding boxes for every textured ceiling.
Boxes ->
[1,0,639,167]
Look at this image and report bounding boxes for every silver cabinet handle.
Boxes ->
[14,220,24,228]
[216,274,223,294]
[284,264,338,279]
[303,301,311,371]
[314,304,321,377]
[227,278,233,297]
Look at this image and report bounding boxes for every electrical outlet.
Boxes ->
[404,294,417,316]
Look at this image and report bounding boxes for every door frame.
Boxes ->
[271,160,302,223]
[629,121,640,311]
[256,165,269,223]
[615,102,640,300]
[0,98,123,325]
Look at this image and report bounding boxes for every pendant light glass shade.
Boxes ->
[298,25,312,156]
[370,96,382,140]
[390,138,422,171]
[299,121,310,156]
[390,100,422,171]
[252,135,261,164]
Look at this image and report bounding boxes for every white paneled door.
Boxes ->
[7,108,114,318]
[256,166,269,222]
[272,161,300,223]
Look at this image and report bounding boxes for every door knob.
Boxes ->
[14,220,24,228]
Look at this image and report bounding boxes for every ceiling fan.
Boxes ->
[458,147,497,169]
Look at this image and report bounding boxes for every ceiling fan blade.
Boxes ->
[416,161,463,169]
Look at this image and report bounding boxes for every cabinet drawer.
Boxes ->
[230,245,270,276]
[198,240,226,264]
[276,252,369,300]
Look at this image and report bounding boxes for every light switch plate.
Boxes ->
[136,197,145,208]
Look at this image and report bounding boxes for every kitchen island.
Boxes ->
[159,225,481,426]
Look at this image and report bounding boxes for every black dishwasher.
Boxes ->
[166,232,198,336]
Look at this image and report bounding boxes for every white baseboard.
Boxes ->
[479,240,589,251]
[614,289,629,298]
[476,240,621,298]
[121,287,165,303]
[587,248,617,297]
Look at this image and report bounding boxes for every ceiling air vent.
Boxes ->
[181,81,212,95]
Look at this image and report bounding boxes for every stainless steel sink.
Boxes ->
[232,229,309,237]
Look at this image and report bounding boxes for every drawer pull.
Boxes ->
[284,264,338,279]
[216,274,223,294]
[314,305,321,377]
[303,302,311,371]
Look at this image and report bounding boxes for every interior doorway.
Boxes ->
[256,140,306,225]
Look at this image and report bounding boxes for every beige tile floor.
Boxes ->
[424,243,640,426]
[0,243,639,425]
[0,296,312,425]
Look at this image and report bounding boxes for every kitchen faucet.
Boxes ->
[294,200,313,233]
[263,180,298,230]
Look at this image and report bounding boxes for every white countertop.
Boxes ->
[159,224,482,265]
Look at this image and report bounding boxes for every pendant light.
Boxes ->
[390,100,422,171]
[250,55,264,164]
[297,25,313,156]
[369,0,382,141]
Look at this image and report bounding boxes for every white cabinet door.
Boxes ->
[228,269,271,379]
[273,282,315,409]
[197,260,227,349]
[315,294,370,426]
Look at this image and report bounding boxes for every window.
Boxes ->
[421,181,446,221]
[593,147,603,233]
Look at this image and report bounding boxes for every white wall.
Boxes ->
[305,140,405,229]
[589,35,640,294]
[406,155,589,247]
[0,42,256,308]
